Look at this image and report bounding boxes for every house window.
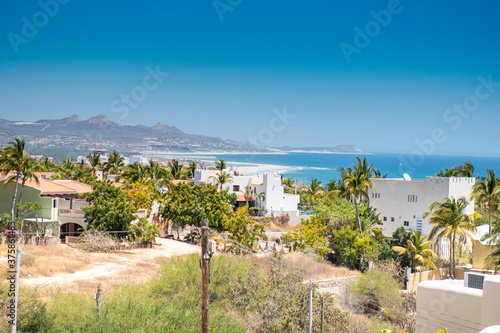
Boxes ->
[404,221,409,226]
[233,185,240,192]
[391,217,395,222]
[53,200,57,208]
[408,195,418,203]
[383,216,387,222]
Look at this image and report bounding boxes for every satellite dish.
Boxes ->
[403,173,411,181]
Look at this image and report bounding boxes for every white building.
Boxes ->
[128,155,149,165]
[193,169,300,217]
[416,274,500,332]
[368,176,476,237]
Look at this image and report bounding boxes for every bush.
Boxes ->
[348,269,402,319]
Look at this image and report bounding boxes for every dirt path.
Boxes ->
[20,238,200,293]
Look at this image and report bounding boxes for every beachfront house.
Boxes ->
[193,168,300,218]
[368,176,476,258]
[0,175,92,240]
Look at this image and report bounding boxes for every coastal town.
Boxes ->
[1,138,500,332]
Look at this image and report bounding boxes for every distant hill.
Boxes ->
[0,114,363,155]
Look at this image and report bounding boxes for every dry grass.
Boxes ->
[264,222,298,232]
[0,244,93,278]
[281,252,360,281]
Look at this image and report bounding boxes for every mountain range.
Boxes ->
[0,114,362,155]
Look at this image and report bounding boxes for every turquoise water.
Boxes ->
[210,152,500,185]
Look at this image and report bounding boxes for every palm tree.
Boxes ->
[146,160,171,187]
[471,169,500,235]
[306,178,323,195]
[424,197,476,278]
[86,152,101,177]
[392,230,437,272]
[37,156,56,172]
[209,172,233,191]
[215,159,227,173]
[168,159,183,179]
[372,169,388,178]
[485,242,500,272]
[104,150,124,174]
[341,164,373,234]
[454,161,475,177]
[242,185,253,206]
[121,162,146,183]
[0,138,29,222]
[15,157,40,216]
[254,192,265,207]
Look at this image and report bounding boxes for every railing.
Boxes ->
[58,209,85,217]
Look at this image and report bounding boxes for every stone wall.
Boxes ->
[313,275,360,304]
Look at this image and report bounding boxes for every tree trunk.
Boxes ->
[451,233,456,278]
[16,180,26,218]
[10,174,20,224]
[448,236,453,278]
[354,196,362,234]
[488,204,492,235]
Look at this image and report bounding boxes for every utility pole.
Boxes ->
[309,279,313,333]
[201,219,210,333]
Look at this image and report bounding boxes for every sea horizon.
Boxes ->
[155,151,500,185]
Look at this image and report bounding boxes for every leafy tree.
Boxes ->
[425,197,476,278]
[82,182,136,237]
[392,230,437,272]
[331,225,372,269]
[123,180,158,216]
[471,169,500,235]
[187,161,198,178]
[161,183,233,231]
[283,215,330,256]
[226,206,264,254]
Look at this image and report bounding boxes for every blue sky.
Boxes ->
[1,1,499,156]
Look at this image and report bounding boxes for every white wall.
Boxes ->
[369,177,475,237]
[193,169,300,216]
[416,275,500,332]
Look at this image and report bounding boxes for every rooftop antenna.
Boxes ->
[403,173,412,181]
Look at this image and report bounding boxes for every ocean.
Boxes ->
[210,152,500,185]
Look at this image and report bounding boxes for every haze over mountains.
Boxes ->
[0,114,362,156]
